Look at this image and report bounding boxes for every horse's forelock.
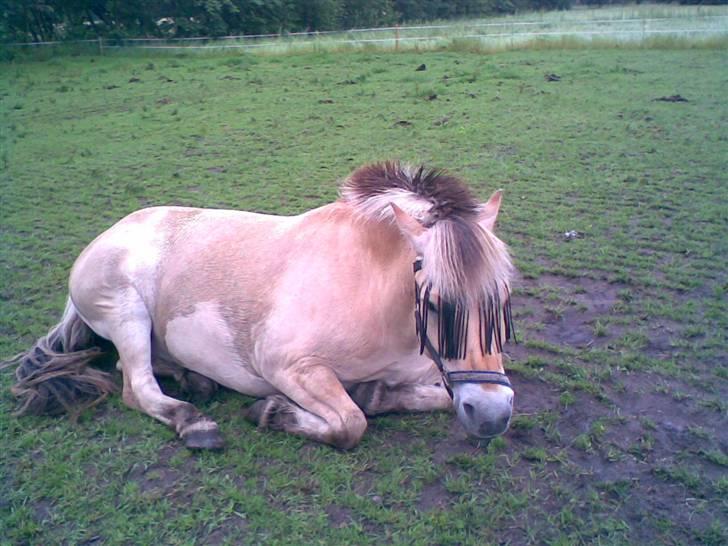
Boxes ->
[424,218,512,305]
[341,161,512,303]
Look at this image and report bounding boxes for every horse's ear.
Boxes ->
[391,203,426,251]
[478,190,503,232]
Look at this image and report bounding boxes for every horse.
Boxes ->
[3,161,515,450]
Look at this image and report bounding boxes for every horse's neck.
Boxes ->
[305,201,417,303]
[304,200,411,258]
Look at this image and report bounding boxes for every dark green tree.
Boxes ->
[338,0,396,29]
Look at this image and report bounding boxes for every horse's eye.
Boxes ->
[427,302,439,314]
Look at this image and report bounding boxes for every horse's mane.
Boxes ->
[340,161,513,307]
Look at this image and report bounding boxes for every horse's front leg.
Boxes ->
[348,381,452,416]
[245,360,367,449]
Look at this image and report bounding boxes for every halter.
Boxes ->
[413,259,514,399]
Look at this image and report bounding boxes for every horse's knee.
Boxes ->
[246,393,366,449]
[331,409,367,450]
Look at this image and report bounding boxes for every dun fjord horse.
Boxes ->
[5,162,515,449]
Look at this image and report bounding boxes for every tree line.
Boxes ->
[1,0,564,42]
[1,0,724,43]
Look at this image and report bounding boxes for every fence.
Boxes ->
[4,11,728,55]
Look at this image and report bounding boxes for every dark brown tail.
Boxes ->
[2,299,116,418]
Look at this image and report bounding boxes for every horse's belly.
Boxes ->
[163,301,275,397]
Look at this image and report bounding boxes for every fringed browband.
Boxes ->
[413,259,515,360]
[413,259,515,398]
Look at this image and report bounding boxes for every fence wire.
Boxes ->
[4,14,727,52]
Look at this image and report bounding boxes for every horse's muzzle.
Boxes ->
[453,383,513,439]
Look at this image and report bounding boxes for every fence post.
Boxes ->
[98,36,104,55]
[395,24,400,51]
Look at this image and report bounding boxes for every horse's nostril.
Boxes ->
[478,415,511,438]
[463,402,475,420]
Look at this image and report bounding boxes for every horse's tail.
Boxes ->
[2,298,116,418]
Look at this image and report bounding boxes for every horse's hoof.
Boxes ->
[181,371,219,401]
[245,399,268,425]
[245,395,295,429]
[183,428,225,450]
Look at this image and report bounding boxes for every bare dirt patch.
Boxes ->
[512,273,628,350]
[325,504,354,528]
[501,273,727,543]
[416,481,452,512]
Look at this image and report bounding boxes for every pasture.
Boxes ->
[1,42,727,544]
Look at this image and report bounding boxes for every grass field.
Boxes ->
[1,39,727,545]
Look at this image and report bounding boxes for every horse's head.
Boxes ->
[392,190,515,440]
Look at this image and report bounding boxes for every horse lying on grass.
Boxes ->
[4,161,516,450]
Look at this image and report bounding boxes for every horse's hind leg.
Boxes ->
[110,316,224,449]
[152,356,219,401]
[246,361,367,449]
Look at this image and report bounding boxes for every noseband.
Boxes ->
[413,259,513,399]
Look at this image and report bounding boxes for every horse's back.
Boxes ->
[68,206,286,337]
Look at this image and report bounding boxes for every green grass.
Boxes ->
[1,42,727,545]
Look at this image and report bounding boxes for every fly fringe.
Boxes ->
[418,278,515,359]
